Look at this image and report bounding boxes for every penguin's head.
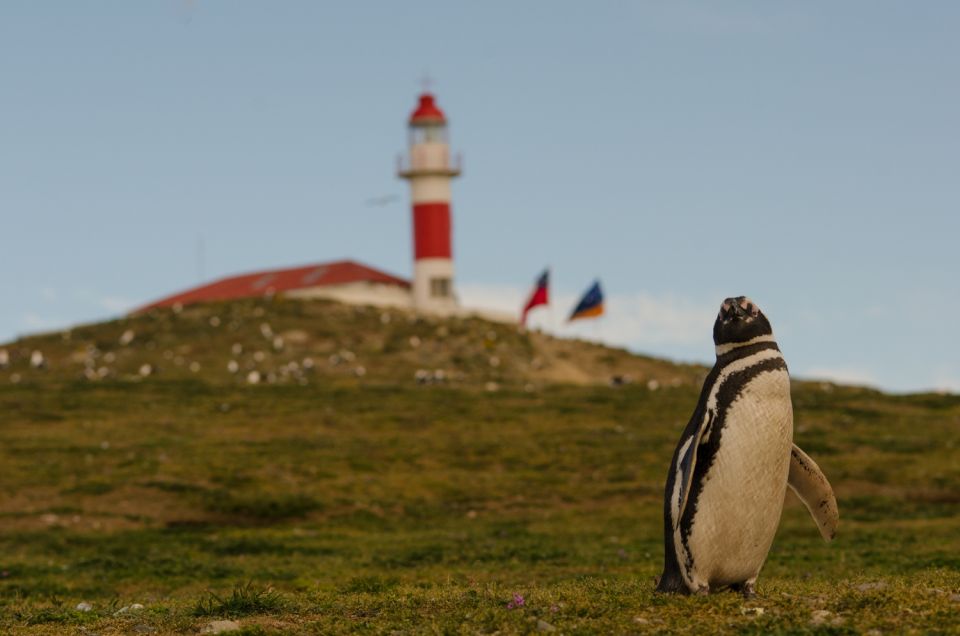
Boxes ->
[713,296,774,352]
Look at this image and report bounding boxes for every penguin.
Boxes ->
[656,296,838,596]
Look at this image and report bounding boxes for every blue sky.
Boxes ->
[2,1,958,392]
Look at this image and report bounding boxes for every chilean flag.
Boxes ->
[521,269,550,325]
[568,280,604,321]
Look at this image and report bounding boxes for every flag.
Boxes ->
[521,269,550,325]
[568,280,604,321]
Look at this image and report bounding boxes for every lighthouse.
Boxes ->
[398,92,461,314]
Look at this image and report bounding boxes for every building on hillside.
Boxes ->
[136,92,475,318]
[136,260,412,313]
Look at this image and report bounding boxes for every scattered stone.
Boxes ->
[646,379,660,391]
[97,367,110,378]
[189,361,201,373]
[354,366,367,377]
[138,364,153,377]
[524,383,535,392]
[209,316,221,327]
[202,620,241,634]
[340,350,356,362]
[231,343,243,355]
[950,593,960,603]
[380,312,392,325]
[329,354,342,367]
[810,609,844,626]
[433,369,446,382]
[253,351,266,363]
[0,349,8,368]
[436,326,449,338]
[113,603,144,616]
[174,355,185,366]
[131,624,155,634]
[633,617,649,624]
[272,336,284,351]
[489,356,500,368]
[741,607,765,616]
[485,381,499,393]
[227,360,239,374]
[260,323,273,339]
[76,602,93,612]
[246,370,261,385]
[409,336,421,348]
[30,350,46,369]
[103,352,116,363]
[856,581,888,592]
[415,369,430,384]
[100,441,110,450]
[536,619,556,632]
[810,610,831,625]
[9,373,21,384]
[119,329,136,346]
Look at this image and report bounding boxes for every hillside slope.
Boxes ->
[1,298,958,634]
[0,297,705,390]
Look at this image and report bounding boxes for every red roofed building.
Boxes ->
[136,260,412,313]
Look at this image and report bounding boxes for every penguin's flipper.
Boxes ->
[788,444,839,541]
[673,410,713,530]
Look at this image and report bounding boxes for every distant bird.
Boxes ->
[364,194,400,207]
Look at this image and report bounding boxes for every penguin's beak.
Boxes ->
[720,297,759,321]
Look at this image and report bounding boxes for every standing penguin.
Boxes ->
[656,296,838,596]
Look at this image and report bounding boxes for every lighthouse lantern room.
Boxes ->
[398,92,461,314]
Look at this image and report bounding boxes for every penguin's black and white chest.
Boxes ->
[670,346,793,591]
[681,357,792,589]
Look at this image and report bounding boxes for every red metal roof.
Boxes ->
[409,93,446,125]
[135,260,410,313]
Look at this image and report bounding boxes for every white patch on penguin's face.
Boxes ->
[713,296,774,351]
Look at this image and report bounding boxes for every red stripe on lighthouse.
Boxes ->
[413,203,452,259]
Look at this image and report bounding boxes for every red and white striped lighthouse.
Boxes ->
[398,92,461,313]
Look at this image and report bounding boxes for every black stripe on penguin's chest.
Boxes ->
[679,348,788,577]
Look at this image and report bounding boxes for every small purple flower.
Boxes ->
[506,593,525,609]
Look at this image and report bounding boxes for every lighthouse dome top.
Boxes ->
[409,93,447,125]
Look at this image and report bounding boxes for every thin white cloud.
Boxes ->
[21,313,66,332]
[801,366,880,389]
[458,283,715,352]
[99,296,136,313]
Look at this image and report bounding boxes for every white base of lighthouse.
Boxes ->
[413,258,457,314]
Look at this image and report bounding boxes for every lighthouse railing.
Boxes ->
[397,152,463,176]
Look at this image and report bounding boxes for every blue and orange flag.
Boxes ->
[568,280,604,321]
[521,269,549,325]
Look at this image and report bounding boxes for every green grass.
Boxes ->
[0,300,958,633]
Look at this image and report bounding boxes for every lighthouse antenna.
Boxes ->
[419,73,433,93]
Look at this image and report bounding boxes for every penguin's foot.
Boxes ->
[731,581,757,598]
[695,584,710,596]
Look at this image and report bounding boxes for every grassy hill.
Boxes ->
[1,298,958,634]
